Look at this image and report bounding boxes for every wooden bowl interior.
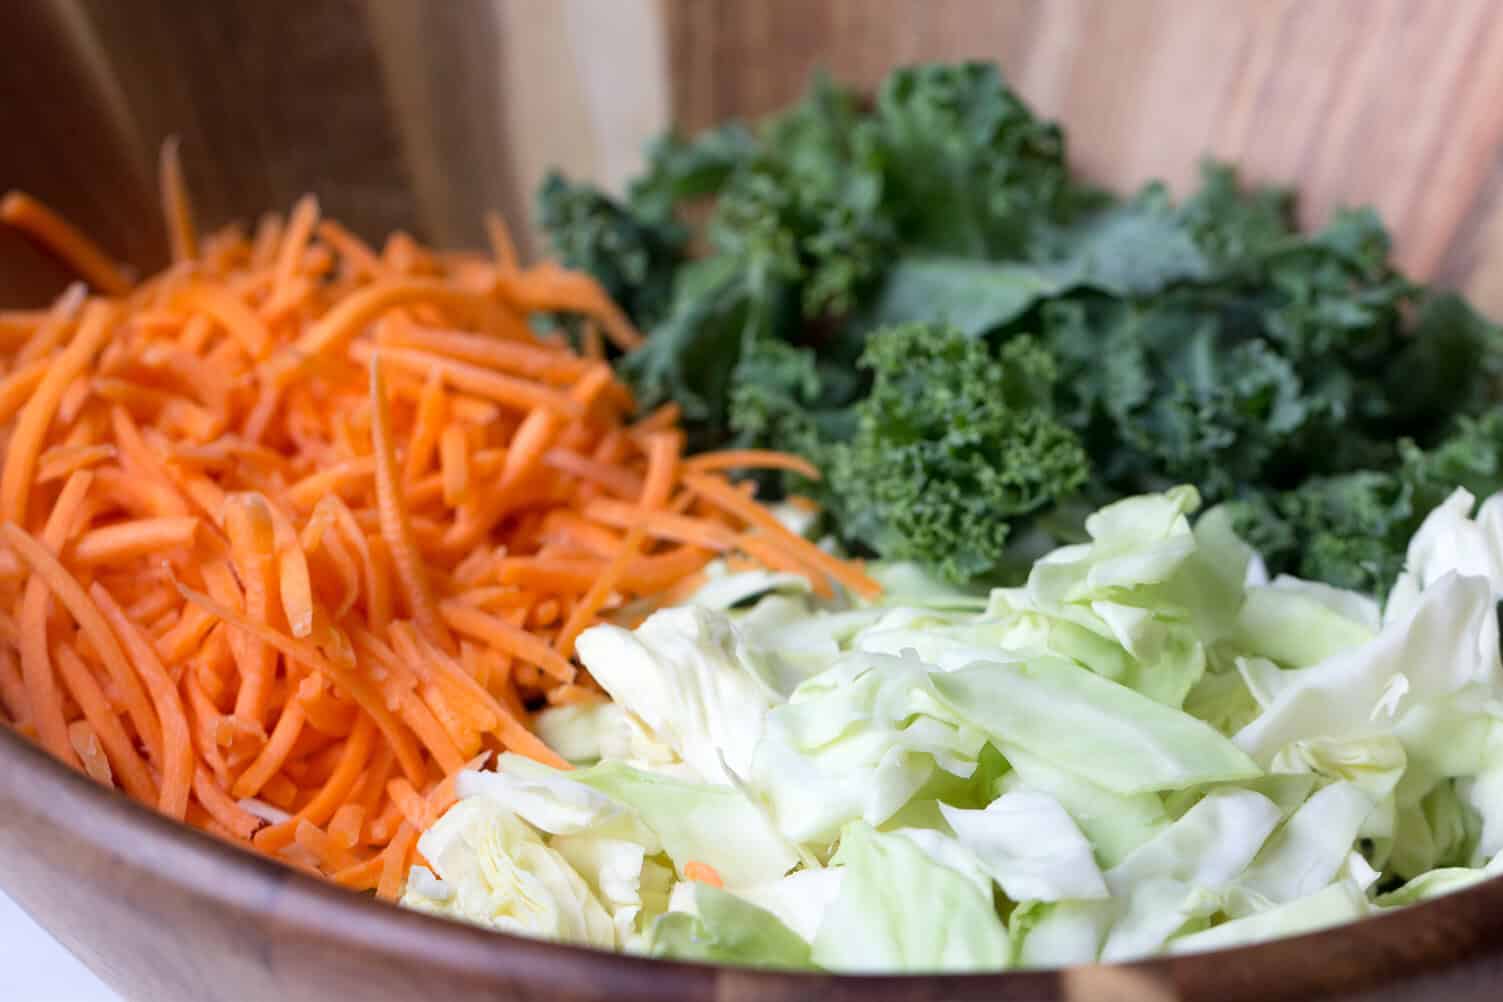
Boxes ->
[7,3,1503,1000]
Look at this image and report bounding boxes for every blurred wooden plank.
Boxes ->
[662,0,1503,312]
[74,0,417,247]
[0,1,157,305]
[365,0,521,251]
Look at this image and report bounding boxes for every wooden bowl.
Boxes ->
[5,722,1503,1002]
[7,3,1503,999]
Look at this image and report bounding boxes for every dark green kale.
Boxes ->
[540,61,1503,594]
[868,62,1101,258]
[818,325,1089,583]
[1228,411,1503,594]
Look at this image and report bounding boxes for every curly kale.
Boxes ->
[539,61,1503,596]
[872,63,1106,259]
[819,325,1089,583]
[1228,411,1503,595]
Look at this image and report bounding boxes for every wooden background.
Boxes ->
[6,0,1503,315]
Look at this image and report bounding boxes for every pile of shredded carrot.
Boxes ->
[0,144,878,898]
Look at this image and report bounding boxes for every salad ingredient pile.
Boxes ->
[406,484,1503,970]
[0,159,865,887]
[543,62,1503,596]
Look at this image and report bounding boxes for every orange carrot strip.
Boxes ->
[485,212,518,273]
[68,720,113,786]
[253,713,375,852]
[2,302,114,526]
[328,803,365,850]
[158,137,199,264]
[289,278,485,365]
[225,494,279,723]
[265,501,314,639]
[351,342,582,418]
[541,449,644,499]
[440,603,576,683]
[37,443,116,483]
[232,700,307,800]
[317,220,382,279]
[369,353,450,650]
[684,861,725,888]
[555,433,679,656]
[17,282,86,365]
[191,766,262,840]
[285,458,375,510]
[16,470,96,766]
[376,822,418,900]
[273,195,320,297]
[494,263,641,350]
[735,531,834,599]
[172,284,273,359]
[0,648,30,726]
[418,636,566,769]
[92,583,195,820]
[0,357,51,426]
[176,582,425,786]
[439,425,469,506]
[685,473,879,599]
[583,498,737,551]
[377,322,594,382]
[53,643,158,802]
[71,516,199,564]
[402,366,447,486]
[684,449,822,481]
[0,192,133,295]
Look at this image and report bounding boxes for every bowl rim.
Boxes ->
[3,721,1501,1001]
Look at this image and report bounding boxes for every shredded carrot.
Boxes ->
[0,192,132,296]
[2,302,115,526]
[37,443,116,483]
[93,584,194,820]
[17,283,86,366]
[15,470,95,766]
[686,473,881,599]
[71,516,199,564]
[158,137,198,264]
[0,162,872,894]
[402,368,446,486]
[484,212,519,274]
[684,448,822,481]
[370,354,449,650]
[683,861,724,888]
[376,822,418,901]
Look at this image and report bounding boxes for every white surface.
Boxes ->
[0,890,117,1001]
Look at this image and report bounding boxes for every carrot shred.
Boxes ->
[2,303,115,526]
[158,138,199,264]
[71,515,199,564]
[0,179,869,892]
[17,283,86,366]
[686,473,881,599]
[369,354,449,650]
[0,192,132,296]
[15,470,95,766]
[93,586,195,819]
[683,861,724,888]
[53,643,158,802]
[376,822,418,901]
[684,448,822,481]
